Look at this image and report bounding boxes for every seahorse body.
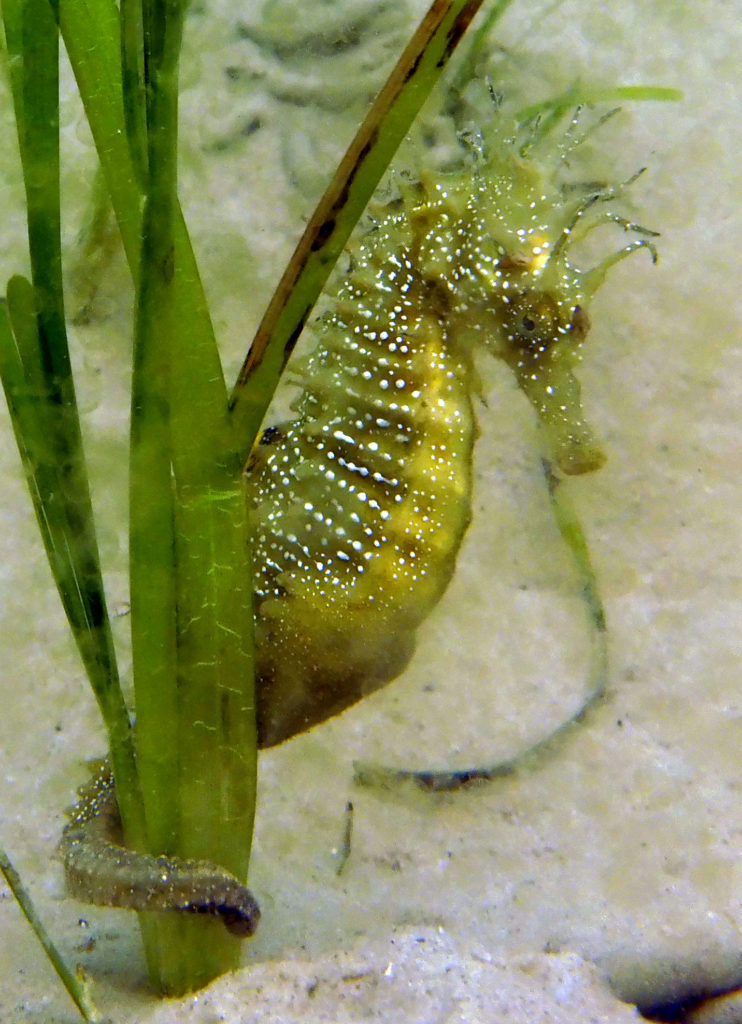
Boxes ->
[251,122,622,746]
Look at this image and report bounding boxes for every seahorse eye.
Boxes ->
[503,290,561,351]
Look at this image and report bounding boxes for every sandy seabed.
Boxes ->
[0,2,740,1021]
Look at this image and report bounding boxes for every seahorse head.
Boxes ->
[429,120,654,476]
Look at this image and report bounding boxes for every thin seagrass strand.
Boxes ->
[0,0,144,848]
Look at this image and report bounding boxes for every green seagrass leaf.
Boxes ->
[228,0,491,461]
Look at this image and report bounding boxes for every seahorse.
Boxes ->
[60,103,656,930]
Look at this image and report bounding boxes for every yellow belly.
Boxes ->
[251,305,476,746]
